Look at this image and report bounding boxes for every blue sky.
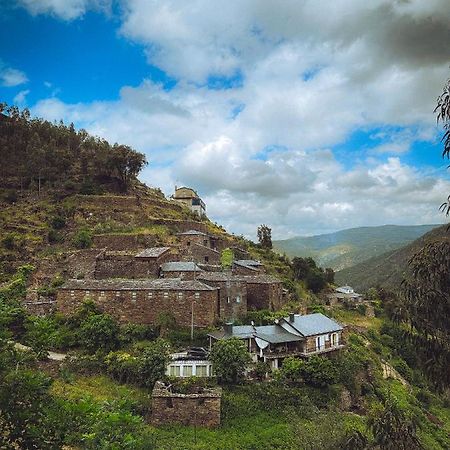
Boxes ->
[1,1,450,238]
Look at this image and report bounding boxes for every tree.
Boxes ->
[137,339,171,388]
[210,338,251,383]
[257,224,272,249]
[78,313,120,353]
[367,396,422,450]
[220,247,234,269]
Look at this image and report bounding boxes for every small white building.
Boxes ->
[335,286,355,294]
[166,348,213,378]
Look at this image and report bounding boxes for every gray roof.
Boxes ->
[135,247,171,258]
[198,272,281,284]
[61,278,216,291]
[161,261,202,272]
[234,260,263,267]
[282,313,343,336]
[177,229,208,236]
[208,324,303,344]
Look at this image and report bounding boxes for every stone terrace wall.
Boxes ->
[151,382,221,428]
[56,287,219,327]
[92,234,159,251]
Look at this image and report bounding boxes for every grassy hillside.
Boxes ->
[274,224,439,271]
[335,224,450,292]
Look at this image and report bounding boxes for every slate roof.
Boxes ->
[208,325,303,344]
[135,247,171,258]
[282,313,343,336]
[177,230,208,236]
[60,278,216,291]
[198,272,281,284]
[161,261,202,272]
[234,260,263,267]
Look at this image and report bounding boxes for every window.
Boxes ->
[147,292,153,299]
[163,292,169,299]
[195,292,200,300]
[204,256,209,263]
[116,291,120,297]
[196,365,208,377]
[100,291,105,297]
[70,290,75,297]
[178,292,183,300]
[236,295,241,304]
[169,365,180,377]
[182,365,193,377]
[131,292,137,303]
[187,241,191,246]
[227,296,230,304]
[85,290,90,297]
[203,240,208,246]
[331,333,338,346]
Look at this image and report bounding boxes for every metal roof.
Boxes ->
[234,260,263,267]
[282,313,343,336]
[208,324,303,344]
[61,278,216,291]
[135,247,171,258]
[161,261,202,272]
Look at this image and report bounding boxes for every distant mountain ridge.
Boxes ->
[273,224,440,271]
[335,224,450,292]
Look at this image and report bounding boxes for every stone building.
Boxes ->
[151,381,221,428]
[160,261,203,280]
[172,187,206,217]
[244,274,284,311]
[166,348,212,378]
[94,247,174,279]
[232,259,265,275]
[177,230,216,249]
[197,272,248,321]
[57,278,219,327]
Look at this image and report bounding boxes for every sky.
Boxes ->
[1,0,450,240]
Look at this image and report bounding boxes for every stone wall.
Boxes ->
[200,278,247,321]
[56,287,220,327]
[247,281,283,311]
[182,243,221,265]
[94,252,136,279]
[151,382,221,428]
[92,234,159,251]
[134,251,176,278]
[161,270,199,280]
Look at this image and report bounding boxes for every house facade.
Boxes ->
[327,285,363,306]
[160,261,203,280]
[57,278,219,327]
[208,313,344,370]
[166,348,213,378]
[172,187,206,217]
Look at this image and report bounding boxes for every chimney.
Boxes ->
[224,322,233,334]
[289,313,295,323]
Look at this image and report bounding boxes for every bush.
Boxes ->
[210,338,252,384]
[251,360,271,380]
[106,351,139,384]
[136,339,171,388]
[50,215,66,229]
[73,229,92,249]
[119,323,156,345]
[280,356,304,382]
[302,356,338,388]
[48,229,63,244]
[79,314,120,353]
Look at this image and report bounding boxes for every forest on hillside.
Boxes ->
[0,104,147,195]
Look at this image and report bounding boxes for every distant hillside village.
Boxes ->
[23,186,350,386]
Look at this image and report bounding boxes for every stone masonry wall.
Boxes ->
[92,234,159,251]
[151,383,221,428]
[56,287,219,327]
[246,281,283,311]
[182,243,220,265]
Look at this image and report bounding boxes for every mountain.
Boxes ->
[335,224,450,292]
[273,224,439,271]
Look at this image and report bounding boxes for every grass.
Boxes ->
[331,307,383,330]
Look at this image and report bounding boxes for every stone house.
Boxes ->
[232,259,265,275]
[56,278,219,327]
[198,272,284,314]
[177,229,216,249]
[95,247,174,279]
[172,187,206,217]
[197,272,247,322]
[151,381,221,428]
[326,285,363,306]
[160,261,203,280]
[208,313,344,370]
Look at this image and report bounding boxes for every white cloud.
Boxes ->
[18,0,110,21]
[13,89,30,106]
[0,65,28,87]
[27,0,450,237]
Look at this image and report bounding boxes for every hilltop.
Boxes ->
[273,224,439,271]
[335,224,450,291]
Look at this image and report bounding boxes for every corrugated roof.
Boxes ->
[161,261,202,272]
[135,247,171,258]
[60,278,216,291]
[283,313,343,336]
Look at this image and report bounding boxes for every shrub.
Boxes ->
[251,360,271,380]
[210,338,251,384]
[119,323,156,345]
[280,356,304,382]
[50,215,66,229]
[79,314,120,353]
[106,351,139,384]
[302,356,338,388]
[73,229,92,249]
[48,229,63,244]
[136,339,171,388]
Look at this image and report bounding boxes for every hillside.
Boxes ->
[273,224,439,271]
[335,224,450,291]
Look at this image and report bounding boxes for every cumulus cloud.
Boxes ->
[27,0,450,237]
[13,89,30,106]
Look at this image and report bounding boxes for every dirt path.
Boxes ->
[12,342,67,361]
